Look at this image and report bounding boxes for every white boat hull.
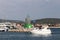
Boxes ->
[0,27,8,32]
[31,28,51,35]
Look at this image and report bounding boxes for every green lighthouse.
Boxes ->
[24,15,33,28]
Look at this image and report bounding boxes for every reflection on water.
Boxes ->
[0,28,60,40]
[30,33,52,37]
[0,32,52,40]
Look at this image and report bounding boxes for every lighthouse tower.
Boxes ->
[25,15,31,24]
[24,15,32,28]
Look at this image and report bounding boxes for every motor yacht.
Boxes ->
[30,26,51,35]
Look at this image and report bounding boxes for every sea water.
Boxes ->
[0,28,60,40]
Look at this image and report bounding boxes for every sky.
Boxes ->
[0,0,60,21]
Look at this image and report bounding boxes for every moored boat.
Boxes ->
[30,26,51,35]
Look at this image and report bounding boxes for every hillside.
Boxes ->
[0,19,24,24]
[31,18,60,24]
[1,18,60,24]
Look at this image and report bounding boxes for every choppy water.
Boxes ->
[0,28,60,40]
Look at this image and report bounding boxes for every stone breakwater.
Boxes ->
[8,28,32,32]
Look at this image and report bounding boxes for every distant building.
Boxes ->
[16,24,22,28]
[0,22,16,29]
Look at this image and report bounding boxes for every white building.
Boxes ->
[0,22,16,29]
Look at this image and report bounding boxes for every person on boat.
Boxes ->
[39,26,42,29]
